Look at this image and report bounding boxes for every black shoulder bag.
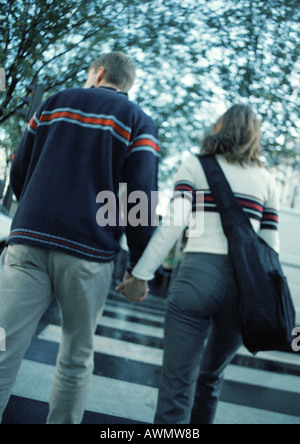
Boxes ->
[198,154,296,355]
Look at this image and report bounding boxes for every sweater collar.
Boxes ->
[95,86,128,97]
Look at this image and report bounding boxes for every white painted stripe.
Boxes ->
[38,324,300,395]
[237,346,300,367]
[12,360,300,424]
[224,364,300,394]
[12,359,158,423]
[39,324,163,365]
[98,315,164,338]
[104,304,165,324]
[214,401,300,424]
[108,292,167,315]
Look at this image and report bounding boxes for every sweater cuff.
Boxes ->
[131,266,155,282]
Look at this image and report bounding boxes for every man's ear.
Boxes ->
[96,67,105,85]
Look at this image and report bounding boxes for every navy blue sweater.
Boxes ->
[7,86,159,267]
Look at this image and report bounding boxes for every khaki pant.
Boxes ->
[0,244,113,424]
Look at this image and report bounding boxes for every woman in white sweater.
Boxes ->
[117,104,280,424]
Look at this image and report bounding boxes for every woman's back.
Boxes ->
[175,154,280,255]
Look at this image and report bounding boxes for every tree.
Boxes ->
[0,0,299,184]
[0,0,136,124]
[196,0,300,167]
[0,0,200,172]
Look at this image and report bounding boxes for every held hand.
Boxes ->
[116,276,149,303]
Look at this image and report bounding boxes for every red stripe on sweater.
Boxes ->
[39,111,131,141]
[128,138,160,153]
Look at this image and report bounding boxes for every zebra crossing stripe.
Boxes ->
[3,292,300,424]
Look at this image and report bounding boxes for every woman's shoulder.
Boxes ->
[174,153,204,187]
[177,154,277,194]
[176,153,202,175]
[217,154,273,177]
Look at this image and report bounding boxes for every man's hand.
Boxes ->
[116,275,149,303]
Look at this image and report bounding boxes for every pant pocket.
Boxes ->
[4,244,31,267]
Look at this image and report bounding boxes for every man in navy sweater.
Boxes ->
[0,52,159,424]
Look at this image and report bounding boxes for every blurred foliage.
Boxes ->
[0,0,299,184]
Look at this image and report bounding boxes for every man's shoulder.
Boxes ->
[44,88,157,132]
[44,87,84,105]
[128,100,157,131]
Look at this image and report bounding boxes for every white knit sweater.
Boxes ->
[132,154,280,281]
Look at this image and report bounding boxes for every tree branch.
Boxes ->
[32,5,128,80]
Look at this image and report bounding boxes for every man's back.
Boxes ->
[8,86,159,265]
[0,52,158,425]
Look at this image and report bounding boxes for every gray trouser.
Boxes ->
[0,244,113,424]
[154,253,242,424]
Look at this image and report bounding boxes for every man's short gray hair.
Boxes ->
[90,52,136,92]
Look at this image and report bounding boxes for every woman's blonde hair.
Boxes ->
[201,104,263,166]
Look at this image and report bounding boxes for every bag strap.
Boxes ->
[197,155,253,234]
